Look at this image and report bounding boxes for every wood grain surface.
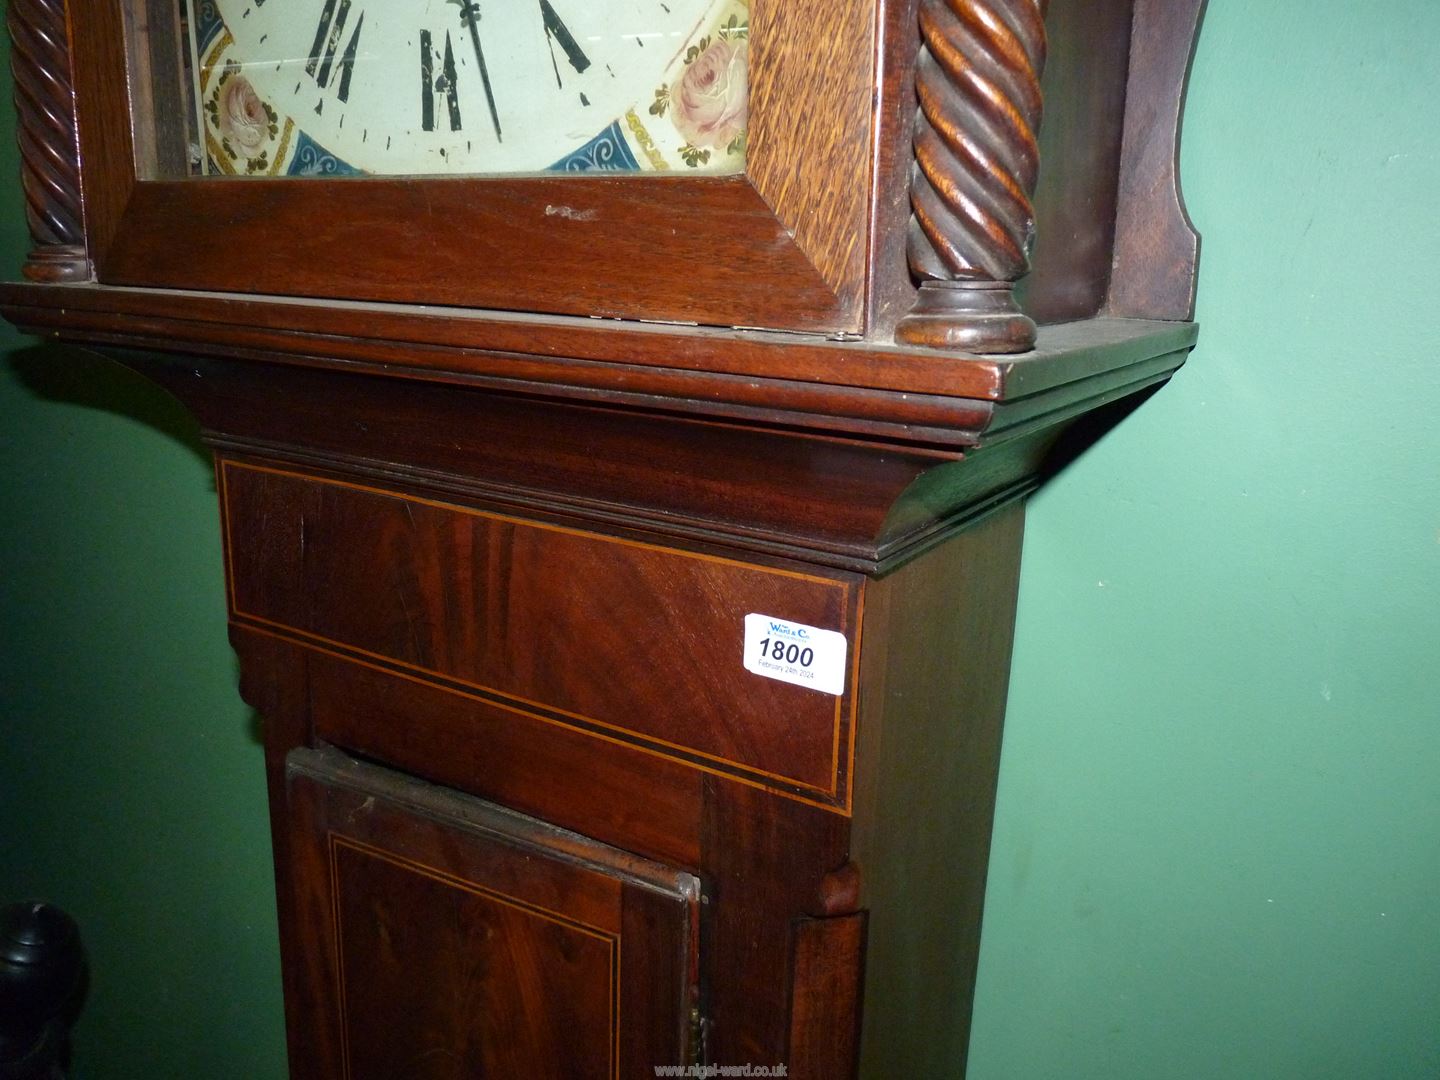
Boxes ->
[0,282,1197,457]
[223,461,861,806]
[1018,0,1134,324]
[788,913,868,1079]
[748,0,877,312]
[1105,0,1208,320]
[851,505,1026,1076]
[285,747,698,1078]
[96,175,848,331]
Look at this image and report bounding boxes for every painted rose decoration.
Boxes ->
[220,75,270,153]
[648,12,749,168]
[671,39,748,151]
[204,61,280,173]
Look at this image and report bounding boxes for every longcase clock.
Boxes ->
[1,0,1207,1074]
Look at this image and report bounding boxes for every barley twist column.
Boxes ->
[896,0,1048,353]
[7,0,88,283]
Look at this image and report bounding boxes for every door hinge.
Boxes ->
[688,1006,711,1067]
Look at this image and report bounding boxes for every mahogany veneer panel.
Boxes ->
[222,461,862,808]
[97,177,849,330]
[788,913,868,1078]
[1019,0,1134,324]
[852,505,1026,1074]
[286,748,698,1079]
[303,645,705,870]
[332,842,616,1080]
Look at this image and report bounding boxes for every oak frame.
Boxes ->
[69,0,883,333]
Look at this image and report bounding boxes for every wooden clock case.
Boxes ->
[1,0,1206,1075]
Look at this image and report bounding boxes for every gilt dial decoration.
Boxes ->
[182,0,749,176]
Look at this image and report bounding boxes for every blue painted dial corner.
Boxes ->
[192,0,226,52]
[549,121,641,173]
[286,131,363,177]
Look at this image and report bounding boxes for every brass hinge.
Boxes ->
[688,1006,711,1067]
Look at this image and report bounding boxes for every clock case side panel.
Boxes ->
[850,504,1026,1077]
[67,0,880,334]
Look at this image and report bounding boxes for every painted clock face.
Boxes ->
[182,0,750,176]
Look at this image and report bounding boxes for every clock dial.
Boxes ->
[180,0,750,176]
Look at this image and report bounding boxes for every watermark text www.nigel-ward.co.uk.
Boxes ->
[654,1065,788,1078]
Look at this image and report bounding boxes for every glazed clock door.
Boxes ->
[282,747,700,1079]
[80,0,868,327]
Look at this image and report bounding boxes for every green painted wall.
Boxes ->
[969,2,1440,1076]
[1,2,1436,1076]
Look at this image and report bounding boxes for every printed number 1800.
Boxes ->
[757,638,814,669]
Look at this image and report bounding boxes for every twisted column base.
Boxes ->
[22,243,88,284]
[896,280,1036,353]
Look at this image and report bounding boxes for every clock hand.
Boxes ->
[539,0,591,85]
[449,0,503,142]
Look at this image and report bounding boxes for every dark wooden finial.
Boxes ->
[896,0,1048,353]
[7,0,88,284]
[0,901,87,1076]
